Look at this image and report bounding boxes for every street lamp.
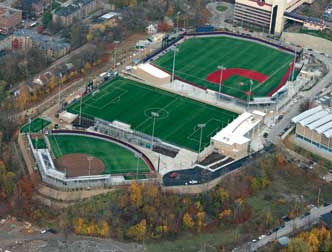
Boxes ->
[151,112,159,150]
[197,123,206,160]
[171,47,179,85]
[218,65,225,101]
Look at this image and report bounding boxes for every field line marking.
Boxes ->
[134,97,179,131]
[253,60,291,92]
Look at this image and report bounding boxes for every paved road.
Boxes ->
[234,52,332,252]
[268,51,332,144]
[235,204,332,252]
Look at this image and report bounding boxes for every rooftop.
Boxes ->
[292,106,332,138]
[212,111,265,145]
[100,12,119,20]
[55,0,95,16]
[14,29,70,52]
[54,4,80,17]
[0,5,21,17]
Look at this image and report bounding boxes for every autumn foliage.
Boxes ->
[287,226,332,252]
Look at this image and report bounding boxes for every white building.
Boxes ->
[211,111,265,159]
[292,106,332,153]
[233,0,317,34]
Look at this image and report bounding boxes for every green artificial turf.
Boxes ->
[20,118,51,133]
[67,77,237,151]
[216,5,228,12]
[154,36,294,99]
[31,138,47,149]
[48,134,150,175]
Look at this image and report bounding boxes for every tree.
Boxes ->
[127,219,146,241]
[288,238,311,252]
[0,161,15,199]
[249,177,260,192]
[183,212,194,229]
[129,0,137,8]
[166,4,174,17]
[129,181,143,208]
[17,86,30,110]
[196,211,205,232]
[300,99,313,113]
[42,9,52,28]
[74,217,84,234]
[98,220,110,237]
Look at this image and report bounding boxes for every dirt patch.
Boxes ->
[54,154,105,177]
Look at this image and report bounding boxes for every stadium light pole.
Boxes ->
[28,117,31,135]
[171,47,179,85]
[151,112,159,150]
[247,80,254,110]
[58,73,62,111]
[197,123,206,160]
[79,93,83,126]
[176,11,181,31]
[87,156,93,176]
[217,65,225,101]
[292,48,297,81]
[135,153,141,180]
[87,156,93,188]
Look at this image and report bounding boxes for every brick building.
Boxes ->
[0,5,22,34]
[12,29,70,59]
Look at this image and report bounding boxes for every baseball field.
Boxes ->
[154,36,294,99]
[67,77,237,151]
[48,134,150,175]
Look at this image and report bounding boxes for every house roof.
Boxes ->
[14,29,70,52]
[54,4,80,17]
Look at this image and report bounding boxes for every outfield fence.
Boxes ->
[143,31,301,106]
[25,131,156,191]
[144,31,302,63]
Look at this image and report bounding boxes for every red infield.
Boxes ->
[206,68,269,84]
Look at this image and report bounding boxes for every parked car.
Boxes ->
[169,172,178,179]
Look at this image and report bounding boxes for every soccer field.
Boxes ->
[154,36,294,99]
[48,135,150,175]
[67,78,237,151]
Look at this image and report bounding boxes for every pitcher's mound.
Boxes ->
[54,154,105,177]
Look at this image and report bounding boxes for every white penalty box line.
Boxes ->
[83,87,129,111]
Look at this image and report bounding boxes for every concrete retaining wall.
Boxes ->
[282,32,332,54]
